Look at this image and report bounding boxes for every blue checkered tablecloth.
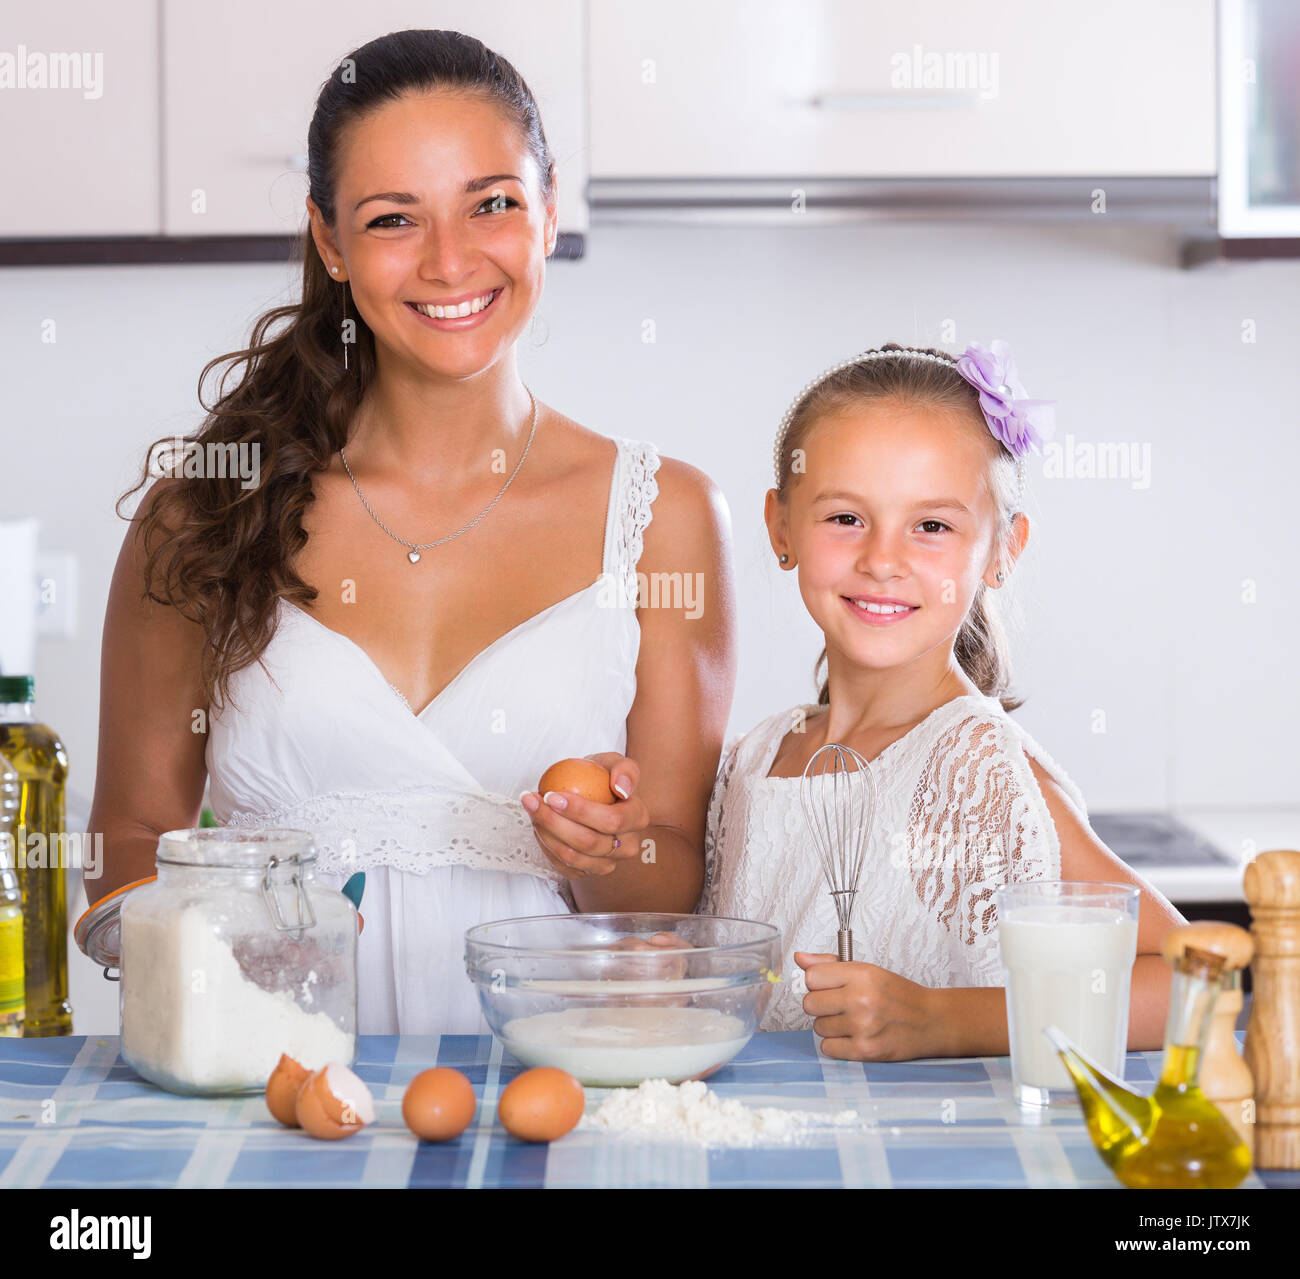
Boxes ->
[0,1033,1280,1189]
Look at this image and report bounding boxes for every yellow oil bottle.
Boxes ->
[1045,944,1251,1189]
[0,676,71,1036]
[0,752,23,1036]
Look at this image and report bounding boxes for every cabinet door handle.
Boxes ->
[808,92,977,110]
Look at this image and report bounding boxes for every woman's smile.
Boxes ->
[404,286,504,330]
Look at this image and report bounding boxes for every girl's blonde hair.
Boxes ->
[773,343,1025,712]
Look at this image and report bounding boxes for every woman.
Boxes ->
[87,29,736,1034]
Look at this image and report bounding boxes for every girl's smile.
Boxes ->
[841,595,921,626]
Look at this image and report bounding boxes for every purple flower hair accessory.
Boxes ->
[955,339,1055,457]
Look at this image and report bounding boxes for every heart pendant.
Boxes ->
[407,550,421,564]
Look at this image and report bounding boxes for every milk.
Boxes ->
[998,904,1139,1093]
[520,978,728,996]
[502,1006,751,1086]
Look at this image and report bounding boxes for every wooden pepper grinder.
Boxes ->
[1243,848,1300,1170]
[1161,920,1255,1154]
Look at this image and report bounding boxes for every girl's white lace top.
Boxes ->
[700,694,1090,1031]
[206,436,661,882]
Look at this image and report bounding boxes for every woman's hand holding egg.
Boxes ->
[521,755,650,878]
[608,931,693,999]
[610,931,691,954]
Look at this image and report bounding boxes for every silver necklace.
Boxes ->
[340,386,538,564]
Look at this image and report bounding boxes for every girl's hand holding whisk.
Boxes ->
[795,951,943,1061]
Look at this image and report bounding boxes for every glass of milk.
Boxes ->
[994,881,1140,1107]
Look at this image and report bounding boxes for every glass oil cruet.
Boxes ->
[1043,924,1252,1190]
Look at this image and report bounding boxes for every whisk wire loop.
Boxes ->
[799,742,877,962]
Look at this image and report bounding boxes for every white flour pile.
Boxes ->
[583,1078,860,1147]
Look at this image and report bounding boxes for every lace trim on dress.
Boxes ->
[221,785,564,883]
[701,733,746,911]
[614,438,662,606]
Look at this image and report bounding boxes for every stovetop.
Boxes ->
[1089,812,1237,868]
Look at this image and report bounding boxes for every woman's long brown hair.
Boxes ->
[117,29,555,710]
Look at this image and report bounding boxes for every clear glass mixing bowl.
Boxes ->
[465,912,781,1086]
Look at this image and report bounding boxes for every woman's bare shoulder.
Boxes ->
[638,453,730,578]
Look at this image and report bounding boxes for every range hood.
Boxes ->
[589,177,1214,231]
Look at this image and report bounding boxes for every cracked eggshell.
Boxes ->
[266,1053,310,1127]
[295,1062,375,1140]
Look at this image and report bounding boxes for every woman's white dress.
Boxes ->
[700,694,1090,1030]
[206,436,662,1034]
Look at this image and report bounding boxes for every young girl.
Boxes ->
[700,341,1184,1061]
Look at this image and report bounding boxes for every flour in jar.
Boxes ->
[584,1078,861,1147]
[121,905,352,1091]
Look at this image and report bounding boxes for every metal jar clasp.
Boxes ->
[261,854,316,937]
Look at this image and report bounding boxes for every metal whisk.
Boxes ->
[800,742,877,961]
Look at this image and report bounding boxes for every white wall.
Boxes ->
[8,219,1296,814]
[5,218,1300,1033]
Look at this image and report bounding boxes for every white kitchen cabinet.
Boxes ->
[161,1,587,237]
[590,0,1216,179]
[0,0,159,236]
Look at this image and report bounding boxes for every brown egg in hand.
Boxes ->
[497,1067,586,1143]
[402,1067,477,1142]
[537,758,616,805]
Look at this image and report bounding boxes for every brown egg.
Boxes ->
[294,1063,375,1140]
[402,1067,477,1142]
[497,1067,585,1143]
[265,1053,310,1127]
[537,758,616,805]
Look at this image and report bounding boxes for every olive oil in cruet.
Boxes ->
[1045,943,1251,1189]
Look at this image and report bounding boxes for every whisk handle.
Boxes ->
[838,929,854,963]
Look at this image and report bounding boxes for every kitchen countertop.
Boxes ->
[1,1033,1289,1190]
[1090,808,1300,904]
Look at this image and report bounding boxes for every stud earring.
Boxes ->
[331,266,339,274]
[996,571,1005,582]
[780,554,789,564]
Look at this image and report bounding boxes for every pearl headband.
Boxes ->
[771,342,1056,503]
